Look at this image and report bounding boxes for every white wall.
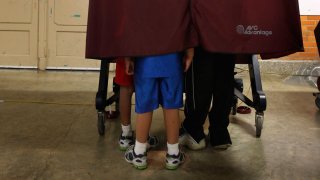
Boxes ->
[299,0,320,15]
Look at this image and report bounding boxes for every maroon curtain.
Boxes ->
[86,0,303,60]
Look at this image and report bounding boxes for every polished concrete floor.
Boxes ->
[0,69,319,180]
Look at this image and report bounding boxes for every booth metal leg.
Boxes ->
[234,55,267,137]
[95,60,120,136]
[249,55,266,137]
[95,60,109,135]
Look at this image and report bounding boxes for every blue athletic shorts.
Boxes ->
[134,74,183,114]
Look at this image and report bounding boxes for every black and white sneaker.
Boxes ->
[165,151,185,170]
[119,132,159,151]
[119,133,134,151]
[125,145,147,170]
[147,135,159,150]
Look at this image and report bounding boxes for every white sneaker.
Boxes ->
[179,132,206,150]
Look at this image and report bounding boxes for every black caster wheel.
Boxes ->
[255,112,264,138]
[97,112,106,136]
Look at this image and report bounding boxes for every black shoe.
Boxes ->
[147,135,159,150]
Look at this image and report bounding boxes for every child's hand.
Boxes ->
[183,48,194,72]
[125,57,134,75]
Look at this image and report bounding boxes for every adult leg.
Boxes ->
[183,47,215,143]
[208,53,235,147]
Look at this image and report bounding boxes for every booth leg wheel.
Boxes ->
[316,98,320,109]
[97,112,106,136]
[255,113,264,138]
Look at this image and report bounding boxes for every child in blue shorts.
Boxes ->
[124,48,194,170]
[115,59,159,151]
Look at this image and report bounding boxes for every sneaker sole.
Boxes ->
[125,157,148,170]
[119,146,129,151]
[213,144,231,150]
[134,164,148,170]
[165,154,185,170]
[166,164,179,170]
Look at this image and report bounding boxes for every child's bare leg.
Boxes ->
[134,112,153,155]
[135,112,153,143]
[119,86,134,126]
[118,86,134,150]
[163,108,185,170]
[164,109,180,144]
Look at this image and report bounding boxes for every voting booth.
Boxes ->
[86,0,304,137]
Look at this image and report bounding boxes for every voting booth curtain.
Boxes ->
[86,0,303,60]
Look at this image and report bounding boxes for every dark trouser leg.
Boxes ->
[208,54,235,146]
[183,47,214,143]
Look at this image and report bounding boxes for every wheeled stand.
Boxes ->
[232,55,267,137]
[95,60,120,135]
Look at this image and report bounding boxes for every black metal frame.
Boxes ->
[95,60,120,135]
[234,55,267,113]
[95,60,119,112]
[233,55,267,137]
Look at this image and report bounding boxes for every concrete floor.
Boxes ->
[0,69,319,180]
